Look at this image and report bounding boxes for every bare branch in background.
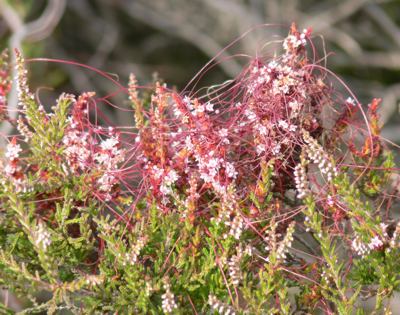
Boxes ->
[0,0,66,143]
[120,1,242,78]
[323,27,363,57]
[357,52,400,69]
[379,83,400,126]
[0,1,23,32]
[307,0,370,32]
[23,0,66,42]
[364,3,400,47]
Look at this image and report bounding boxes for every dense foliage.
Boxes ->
[0,25,399,314]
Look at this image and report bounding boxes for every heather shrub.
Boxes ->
[0,25,399,314]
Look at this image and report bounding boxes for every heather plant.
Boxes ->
[0,24,399,314]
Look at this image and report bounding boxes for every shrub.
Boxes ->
[0,24,399,314]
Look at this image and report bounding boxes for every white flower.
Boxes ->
[283,33,307,51]
[212,181,227,195]
[85,275,103,286]
[205,101,214,111]
[183,95,193,110]
[258,125,267,136]
[152,165,164,179]
[268,60,278,69]
[62,130,92,171]
[244,109,257,121]
[123,237,147,265]
[219,128,230,144]
[228,249,242,286]
[164,169,179,185]
[380,223,389,238]
[225,162,238,179]
[351,236,370,257]
[272,143,281,155]
[302,130,338,182]
[345,97,356,106]
[369,236,384,250]
[208,295,236,315]
[35,222,52,251]
[276,222,295,260]
[219,128,228,138]
[327,195,334,206]
[256,144,266,155]
[160,169,179,196]
[5,142,22,161]
[278,120,289,130]
[97,173,116,193]
[294,162,309,199]
[227,215,244,240]
[173,104,182,118]
[100,137,119,151]
[185,136,194,151]
[207,158,220,176]
[4,163,18,176]
[161,283,178,314]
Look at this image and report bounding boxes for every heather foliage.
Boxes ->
[0,25,399,314]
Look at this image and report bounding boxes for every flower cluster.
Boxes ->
[263,221,295,264]
[95,136,125,198]
[276,222,295,261]
[294,156,310,199]
[351,235,370,257]
[133,24,327,216]
[228,246,243,286]
[16,116,33,141]
[123,237,147,265]
[0,138,28,192]
[85,275,104,287]
[61,93,125,201]
[368,235,384,250]
[302,130,338,182]
[283,28,308,52]
[321,268,333,285]
[62,121,92,172]
[159,169,179,196]
[225,214,244,240]
[34,221,52,251]
[161,282,178,314]
[5,138,22,165]
[208,295,236,315]
[352,223,393,256]
[15,50,35,112]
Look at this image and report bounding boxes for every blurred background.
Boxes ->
[0,0,400,311]
[0,0,399,143]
